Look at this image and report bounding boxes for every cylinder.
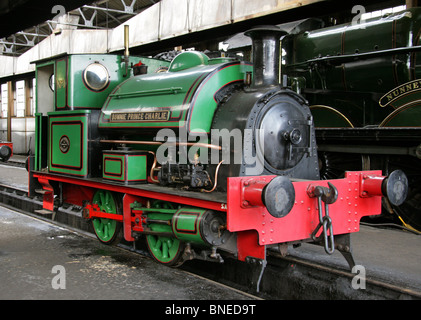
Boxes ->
[171,208,231,246]
[244,26,287,88]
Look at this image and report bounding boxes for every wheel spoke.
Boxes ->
[146,235,181,263]
[147,235,182,265]
[145,201,184,266]
[99,192,105,207]
[155,238,162,251]
[162,241,169,259]
[104,223,109,239]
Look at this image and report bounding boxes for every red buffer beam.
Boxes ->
[227,170,407,261]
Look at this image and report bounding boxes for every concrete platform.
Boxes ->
[287,226,421,294]
[0,156,28,191]
[0,205,257,300]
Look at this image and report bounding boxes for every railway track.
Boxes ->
[0,182,420,300]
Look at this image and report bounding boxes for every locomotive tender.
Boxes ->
[28,24,407,270]
[281,7,421,232]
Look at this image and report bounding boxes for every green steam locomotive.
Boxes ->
[27,22,407,270]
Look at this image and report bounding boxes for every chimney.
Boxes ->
[244,26,286,89]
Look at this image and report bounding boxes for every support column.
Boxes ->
[25,78,33,117]
[406,0,420,8]
[7,81,14,142]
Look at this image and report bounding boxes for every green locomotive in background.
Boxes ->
[281,7,421,232]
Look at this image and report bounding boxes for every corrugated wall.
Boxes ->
[0,0,324,78]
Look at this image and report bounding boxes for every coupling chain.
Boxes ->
[308,182,338,254]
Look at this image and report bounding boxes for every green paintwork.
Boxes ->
[103,156,122,176]
[309,106,354,128]
[380,103,421,127]
[143,200,184,265]
[379,80,421,127]
[131,200,209,264]
[132,204,208,245]
[285,10,418,93]
[65,55,170,110]
[169,51,209,72]
[92,190,120,243]
[34,113,43,171]
[282,9,421,233]
[146,235,183,265]
[102,151,147,183]
[48,110,90,176]
[34,54,170,112]
[171,207,207,245]
[282,8,421,127]
[34,53,169,173]
[99,51,252,134]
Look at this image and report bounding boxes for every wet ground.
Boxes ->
[0,205,257,300]
[0,162,27,190]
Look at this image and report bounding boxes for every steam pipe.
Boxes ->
[124,24,130,57]
[124,25,130,77]
[99,139,222,150]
